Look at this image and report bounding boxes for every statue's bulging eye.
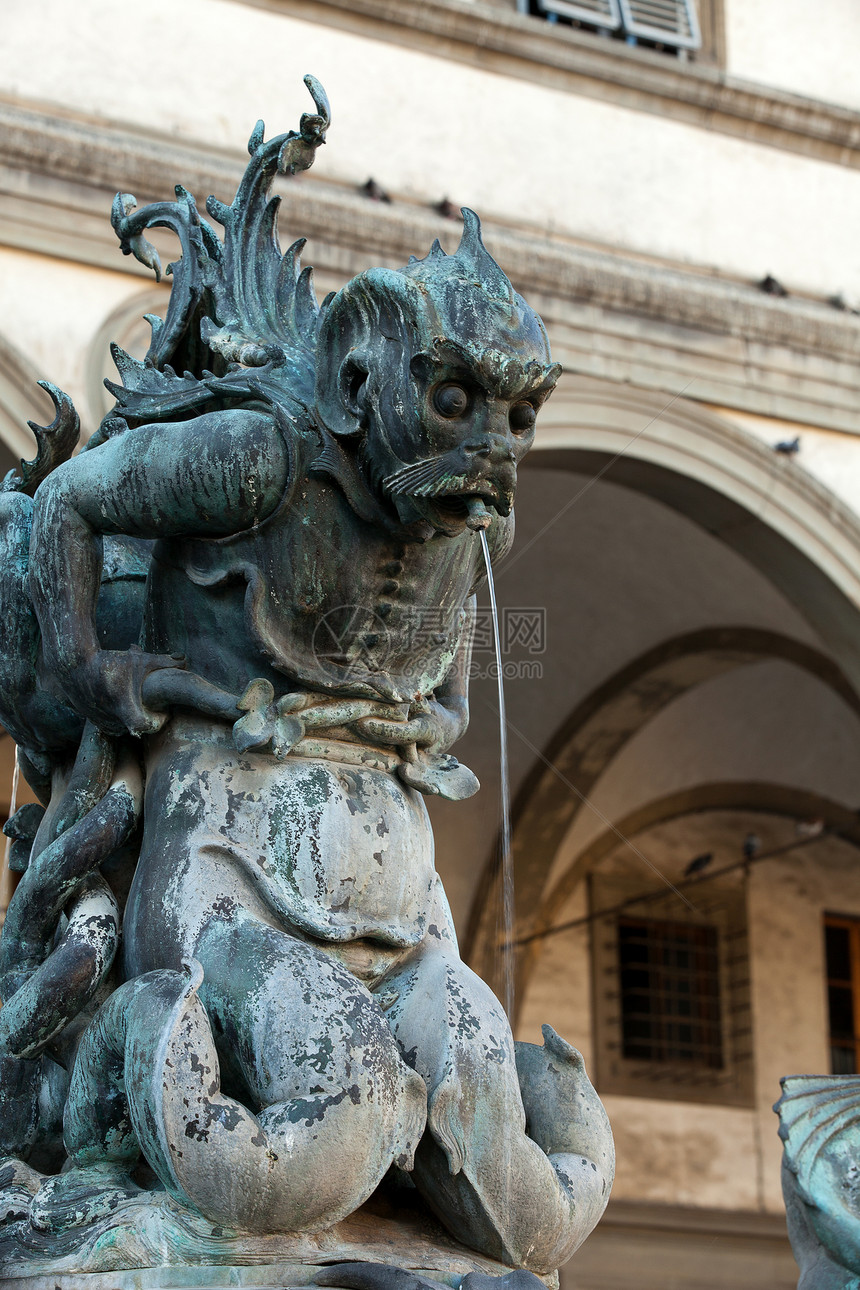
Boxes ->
[433,384,470,419]
[510,402,537,434]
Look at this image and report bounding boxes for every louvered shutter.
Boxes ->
[618,0,701,50]
[535,0,621,30]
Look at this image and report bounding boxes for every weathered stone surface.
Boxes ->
[0,1187,557,1285]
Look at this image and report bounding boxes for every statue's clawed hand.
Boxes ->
[357,696,462,756]
[67,646,184,736]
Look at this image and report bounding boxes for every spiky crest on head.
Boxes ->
[92,77,331,446]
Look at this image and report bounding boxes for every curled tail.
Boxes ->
[0,746,142,1060]
[514,1025,615,1265]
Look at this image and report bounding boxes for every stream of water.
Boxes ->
[3,751,19,871]
[479,529,515,1023]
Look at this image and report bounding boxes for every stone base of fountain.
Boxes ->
[0,1183,558,1290]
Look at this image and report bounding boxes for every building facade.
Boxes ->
[2,1,860,1285]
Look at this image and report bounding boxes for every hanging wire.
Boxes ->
[513,830,831,947]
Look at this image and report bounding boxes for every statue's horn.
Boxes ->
[454,209,514,302]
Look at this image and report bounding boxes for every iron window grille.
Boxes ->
[617,917,723,1067]
[591,872,753,1106]
[824,915,860,1075]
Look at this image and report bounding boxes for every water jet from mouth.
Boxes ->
[479,528,514,1023]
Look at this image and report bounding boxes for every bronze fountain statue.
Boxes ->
[0,77,614,1287]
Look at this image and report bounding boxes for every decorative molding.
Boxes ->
[244,0,860,168]
[1,101,858,436]
[597,1197,791,1238]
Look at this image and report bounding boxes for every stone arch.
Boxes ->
[84,286,169,429]
[515,779,860,1029]
[466,383,860,1004]
[521,779,860,947]
[466,627,860,983]
[524,377,860,688]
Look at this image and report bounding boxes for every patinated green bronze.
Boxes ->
[0,78,614,1285]
[777,1075,860,1289]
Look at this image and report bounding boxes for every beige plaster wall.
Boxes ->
[2,0,860,297]
[725,0,860,111]
[0,736,39,920]
[606,1096,760,1210]
[0,247,146,441]
[516,886,592,1058]
[710,407,860,521]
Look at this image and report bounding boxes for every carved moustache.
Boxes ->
[382,454,514,529]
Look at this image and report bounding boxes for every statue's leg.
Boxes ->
[110,737,427,1233]
[379,942,614,1274]
[60,912,426,1236]
[194,908,428,1221]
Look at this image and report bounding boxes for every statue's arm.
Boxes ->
[30,409,288,735]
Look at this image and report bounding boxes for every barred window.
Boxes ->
[592,871,752,1106]
[825,915,860,1075]
[618,917,723,1068]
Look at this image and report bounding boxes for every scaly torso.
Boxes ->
[143,472,510,704]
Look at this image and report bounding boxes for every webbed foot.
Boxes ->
[515,1024,615,1256]
[515,1025,614,1172]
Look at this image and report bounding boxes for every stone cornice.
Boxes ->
[251,0,860,168]
[1,98,855,353]
[1,99,858,433]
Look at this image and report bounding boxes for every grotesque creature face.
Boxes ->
[382,337,558,537]
[315,211,561,539]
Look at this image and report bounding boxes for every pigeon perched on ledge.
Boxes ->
[683,851,713,878]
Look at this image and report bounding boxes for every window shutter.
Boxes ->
[618,0,702,50]
[536,0,621,30]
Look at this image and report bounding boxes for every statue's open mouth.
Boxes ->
[427,487,508,531]
[404,483,511,536]
[383,460,513,536]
